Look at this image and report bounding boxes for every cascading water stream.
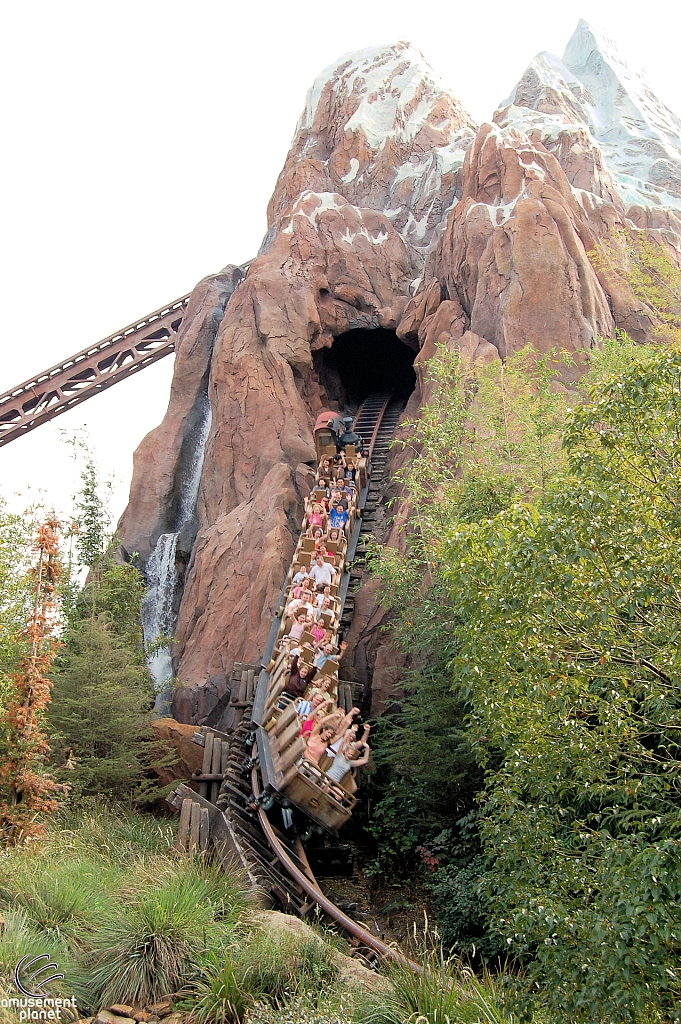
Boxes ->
[141,405,212,713]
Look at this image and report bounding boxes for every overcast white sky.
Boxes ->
[1,0,679,526]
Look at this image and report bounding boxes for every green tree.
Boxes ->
[441,347,681,1020]
[48,444,153,798]
[48,617,154,798]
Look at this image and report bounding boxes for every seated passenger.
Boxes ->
[316,478,331,500]
[291,565,309,585]
[329,457,345,483]
[330,486,348,511]
[342,458,357,482]
[296,691,328,719]
[315,584,333,608]
[313,640,348,669]
[329,503,348,531]
[303,710,348,764]
[315,595,335,621]
[292,579,313,600]
[286,609,310,642]
[327,527,343,546]
[304,719,338,763]
[320,456,332,477]
[300,700,335,736]
[311,525,324,542]
[310,618,326,645]
[285,593,314,619]
[286,655,317,699]
[309,553,335,588]
[327,731,371,794]
[329,719,365,755]
[306,676,333,701]
[306,502,327,531]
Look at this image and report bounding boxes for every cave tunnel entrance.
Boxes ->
[313,327,417,412]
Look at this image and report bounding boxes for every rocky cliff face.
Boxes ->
[118,27,681,724]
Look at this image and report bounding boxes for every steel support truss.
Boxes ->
[0,295,192,448]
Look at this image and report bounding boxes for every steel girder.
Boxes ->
[0,295,191,448]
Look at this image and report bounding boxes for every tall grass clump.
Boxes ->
[0,853,121,945]
[189,926,340,1024]
[237,927,338,1000]
[190,951,250,1024]
[356,946,509,1024]
[0,909,71,995]
[72,859,251,1011]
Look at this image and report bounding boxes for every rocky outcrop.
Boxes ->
[172,193,414,689]
[407,122,616,359]
[151,718,203,789]
[263,42,477,256]
[119,29,681,723]
[118,267,244,563]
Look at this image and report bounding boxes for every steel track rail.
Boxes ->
[0,295,191,447]
[241,395,423,968]
[250,743,421,971]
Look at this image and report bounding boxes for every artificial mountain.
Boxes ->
[118,23,681,726]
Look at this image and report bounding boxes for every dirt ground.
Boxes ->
[316,856,437,954]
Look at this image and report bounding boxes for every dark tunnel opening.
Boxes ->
[313,327,417,411]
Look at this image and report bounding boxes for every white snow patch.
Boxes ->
[403,211,429,240]
[467,192,524,227]
[341,158,360,183]
[283,191,392,244]
[281,191,348,233]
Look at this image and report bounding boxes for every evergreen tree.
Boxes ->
[48,617,154,798]
[48,446,155,799]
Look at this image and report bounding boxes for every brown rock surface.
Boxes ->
[150,718,202,787]
[118,267,244,563]
[172,194,414,696]
[431,122,615,359]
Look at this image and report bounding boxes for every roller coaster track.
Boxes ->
[169,392,415,968]
[0,262,253,449]
[0,295,192,448]
[0,267,412,960]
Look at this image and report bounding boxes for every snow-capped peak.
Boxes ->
[499,20,681,212]
[264,41,477,255]
[299,41,462,149]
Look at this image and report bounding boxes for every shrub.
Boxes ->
[424,858,505,960]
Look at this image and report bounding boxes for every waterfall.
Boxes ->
[141,404,212,713]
